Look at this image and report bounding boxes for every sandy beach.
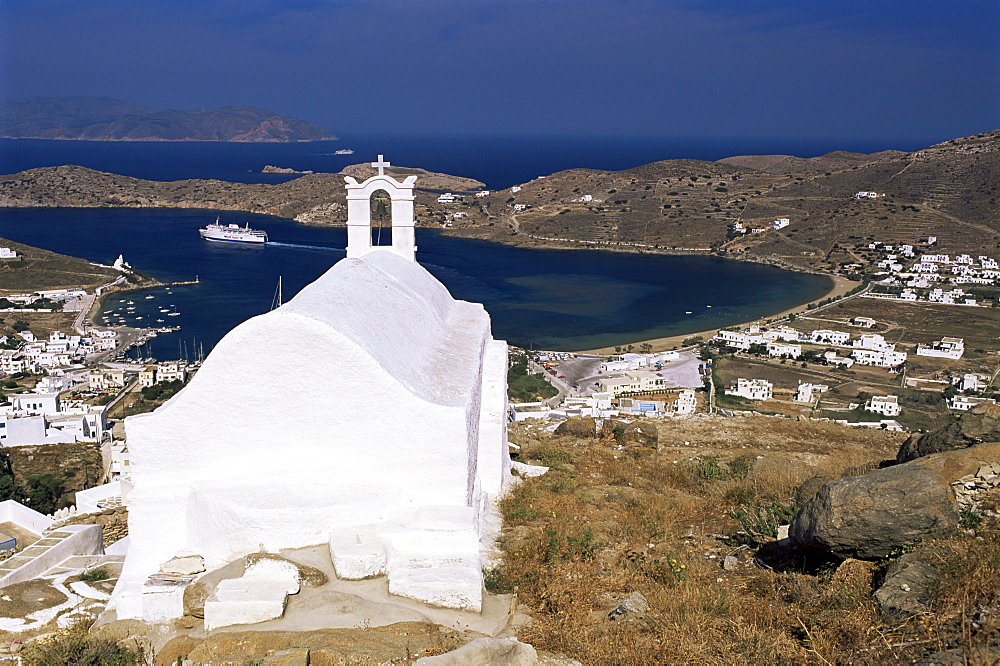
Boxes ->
[580,273,861,355]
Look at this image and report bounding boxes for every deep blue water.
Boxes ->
[0,207,831,356]
[0,137,844,355]
[0,135,914,191]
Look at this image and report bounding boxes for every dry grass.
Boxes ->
[498,417,996,664]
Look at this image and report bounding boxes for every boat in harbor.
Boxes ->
[199,217,268,244]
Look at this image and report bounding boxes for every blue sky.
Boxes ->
[1,0,997,143]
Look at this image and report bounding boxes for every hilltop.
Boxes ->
[0,163,483,224]
[454,130,999,270]
[0,97,337,142]
[718,149,906,174]
[0,237,120,294]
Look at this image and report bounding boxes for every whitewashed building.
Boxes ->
[851,348,907,367]
[596,370,669,395]
[953,373,986,392]
[155,361,188,384]
[111,157,512,622]
[725,378,773,401]
[947,396,998,411]
[865,395,901,417]
[795,383,828,403]
[853,334,894,351]
[767,342,801,358]
[916,337,965,359]
[714,329,765,350]
[811,330,851,346]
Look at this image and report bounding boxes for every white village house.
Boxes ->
[865,395,901,417]
[725,378,773,401]
[916,337,965,359]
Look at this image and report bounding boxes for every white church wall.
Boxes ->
[113,250,511,619]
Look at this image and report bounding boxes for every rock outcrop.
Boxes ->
[554,417,597,439]
[789,465,959,560]
[874,551,942,618]
[791,408,1000,560]
[897,404,1000,463]
[600,420,658,447]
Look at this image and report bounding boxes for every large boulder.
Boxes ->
[790,466,959,560]
[554,416,597,439]
[897,403,1000,463]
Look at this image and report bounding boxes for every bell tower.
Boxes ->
[344,155,417,262]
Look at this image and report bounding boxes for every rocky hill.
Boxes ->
[0,97,336,142]
[462,130,999,270]
[718,149,906,174]
[0,163,484,225]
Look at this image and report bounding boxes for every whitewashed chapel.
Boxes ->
[109,156,512,623]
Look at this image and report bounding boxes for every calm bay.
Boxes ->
[0,137,843,357]
[0,207,831,357]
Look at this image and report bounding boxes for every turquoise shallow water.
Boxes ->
[0,207,832,356]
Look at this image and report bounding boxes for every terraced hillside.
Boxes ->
[449,130,998,271]
[468,160,790,250]
[729,130,1000,269]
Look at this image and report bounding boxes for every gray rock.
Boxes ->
[874,552,941,618]
[608,591,650,620]
[554,416,597,439]
[897,404,1000,463]
[795,475,835,506]
[789,466,959,560]
[414,637,538,665]
[622,422,659,448]
[722,555,738,571]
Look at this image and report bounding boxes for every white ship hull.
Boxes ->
[199,220,268,244]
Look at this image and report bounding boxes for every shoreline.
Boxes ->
[431,226,860,355]
[7,202,858,354]
[577,272,858,355]
[86,275,202,328]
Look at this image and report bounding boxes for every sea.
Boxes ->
[0,135,880,357]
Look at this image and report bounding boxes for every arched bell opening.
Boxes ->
[370,189,393,246]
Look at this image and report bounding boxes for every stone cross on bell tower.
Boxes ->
[344,155,417,262]
[371,154,390,175]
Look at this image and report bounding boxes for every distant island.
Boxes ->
[262,165,314,174]
[0,97,337,142]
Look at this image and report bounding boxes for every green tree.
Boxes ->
[11,320,29,332]
[25,474,64,515]
[0,450,24,503]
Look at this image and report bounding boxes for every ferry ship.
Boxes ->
[334,148,354,155]
[199,218,268,244]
